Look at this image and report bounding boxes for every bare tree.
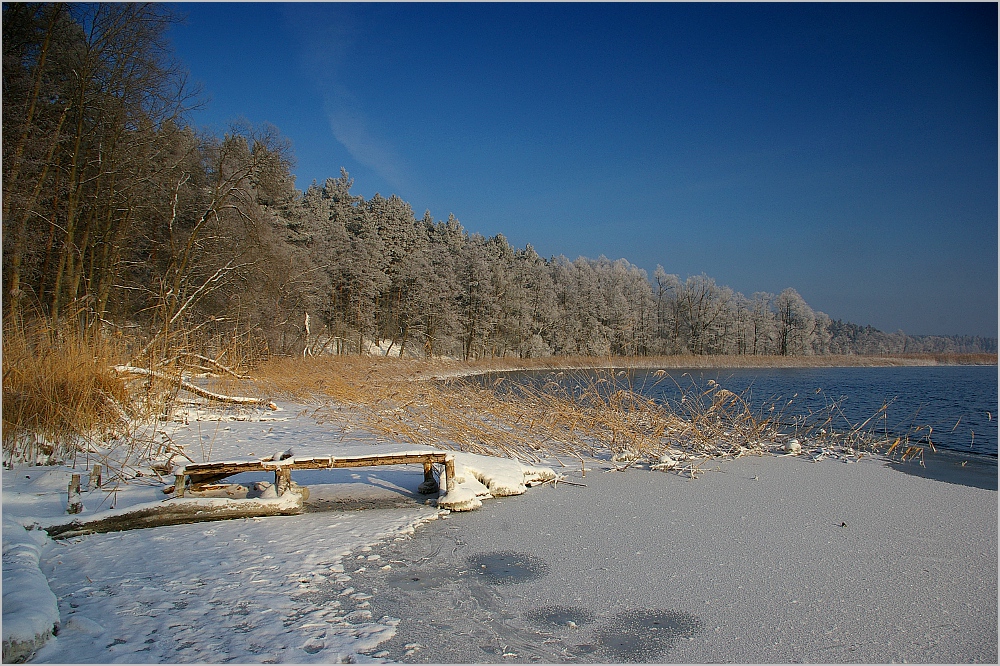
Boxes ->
[135,122,294,362]
[2,3,197,332]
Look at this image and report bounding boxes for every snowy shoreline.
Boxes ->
[1,400,557,663]
[3,397,996,663]
[405,353,999,382]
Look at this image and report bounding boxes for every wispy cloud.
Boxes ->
[323,87,413,194]
[284,4,414,194]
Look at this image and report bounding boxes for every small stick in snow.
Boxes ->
[544,476,586,488]
[608,456,644,473]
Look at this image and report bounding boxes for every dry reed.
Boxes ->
[4,337,940,478]
[2,317,262,484]
[251,356,923,473]
[2,318,139,466]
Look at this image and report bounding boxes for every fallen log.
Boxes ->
[41,489,305,539]
[112,365,276,408]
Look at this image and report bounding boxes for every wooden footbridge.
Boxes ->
[173,451,457,497]
[46,451,460,540]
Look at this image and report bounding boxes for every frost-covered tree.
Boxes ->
[513,245,558,357]
[728,293,753,355]
[810,311,832,355]
[774,288,816,355]
[599,258,654,355]
[652,267,683,354]
[748,292,776,355]
[676,274,733,355]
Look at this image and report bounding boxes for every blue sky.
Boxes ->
[165,2,998,338]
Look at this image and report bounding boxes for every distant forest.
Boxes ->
[4,4,996,361]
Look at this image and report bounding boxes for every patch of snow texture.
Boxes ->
[651,454,678,471]
[452,451,556,497]
[2,399,557,662]
[438,451,556,510]
[2,517,59,656]
[436,484,483,511]
[27,510,429,663]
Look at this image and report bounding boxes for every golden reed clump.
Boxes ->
[2,318,133,462]
[5,337,956,467]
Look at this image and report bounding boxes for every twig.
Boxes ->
[545,477,586,487]
[156,353,251,379]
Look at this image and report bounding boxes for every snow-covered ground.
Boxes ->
[2,399,555,663]
[5,395,995,663]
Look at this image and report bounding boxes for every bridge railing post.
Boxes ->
[444,456,456,493]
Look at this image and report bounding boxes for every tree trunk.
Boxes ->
[2,5,63,221]
[6,104,70,317]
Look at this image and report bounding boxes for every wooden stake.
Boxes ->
[90,464,102,490]
[418,462,440,494]
[444,456,456,493]
[275,467,292,496]
[67,473,82,514]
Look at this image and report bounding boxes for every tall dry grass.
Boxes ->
[251,356,916,473]
[3,338,938,474]
[2,317,273,485]
[2,318,134,464]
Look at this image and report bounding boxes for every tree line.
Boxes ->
[4,4,994,362]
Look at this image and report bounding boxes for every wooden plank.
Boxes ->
[179,452,447,475]
[182,461,270,475]
[175,452,455,497]
[269,456,333,469]
[330,453,448,468]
